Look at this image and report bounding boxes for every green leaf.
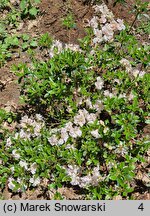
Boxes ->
[34,0,41,3]
[30,40,37,47]
[22,42,29,50]
[145,119,150,124]
[22,34,30,41]
[12,37,19,46]
[20,0,26,11]
[29,7,38,17]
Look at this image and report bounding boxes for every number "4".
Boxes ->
[138,203,144,211]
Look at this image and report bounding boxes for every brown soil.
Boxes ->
[0,0,149,109]
[38,0,94,43]
[0,0,94,109]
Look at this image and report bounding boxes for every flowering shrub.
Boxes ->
[0,2,150,199]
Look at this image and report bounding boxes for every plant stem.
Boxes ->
[129,12,140,33]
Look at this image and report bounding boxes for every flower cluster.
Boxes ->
[64,164,104,188]
[49,40,81,58]
[87,3,125,44]
[95,76,104,90]
[47,103,105,146]
[7,161,40,190]
[8,177,28,191]
[14,114,45,140]
[120,58,146,78]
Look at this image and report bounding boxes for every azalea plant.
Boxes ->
[0,2,149,200]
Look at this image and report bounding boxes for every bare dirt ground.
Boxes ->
[0,0,149,200]
[1,0,149,109]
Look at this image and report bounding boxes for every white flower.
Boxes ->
[91,165,101,186]
[99,120,105,127]
[107,161,115,170]
[17,177,21,183]
[65,43,81,52]
[10,166,15,173]
[80,166,102,188]
[66,106,72,113]
[89,16,98,29]
[29,163,37,174]
[65,144,75,150]
[70,175,80,186]
[109,19,125,31]
[91,129,100,138]
[20,115,33,128]
[19,129,31,140]
[94,4,110,16]
[5,137,12,148]
[139,71,145,78]
[120,58,132,72]
[82,108,89,117]
[29,177,41,186]
[82,109,97,124]
[116,19,126,31]
[110,20,119,31]
[102,24,114,41]
[132,69,146,78]
[65,165,80,186]
[33,122,44,137]
[35,114,43,121]
[53,40,63,52]
[104,90,114,98]
[114,78,121,84]
[95,76,104,90]
[93,29,103,44]
[69,126,82,138]
[92,165,100,177]
[93,100,104,113]
[79,174,92,187]
[99,15,107,24]
[132,69,140,78]
[86,113,97,124]
[93,29,103,39]
[74,109,86,127]
[19,161,28,170]
[12,149,20,160]
[118,93,126,99]
[58,138,64,145]
[48,134,58,146]
[60,128,69,143]
[90,50,95,56]
[128,92,135,101]
[65,122,73,131]
[120,58,130,66]
[114,142,128,156]
[76,97,83,106]
[8,177,15,190]
[103,127,109,134]
[93,36,103,44]
[85,97,93,109]
[49,40,63,58]
[14,132,19,139]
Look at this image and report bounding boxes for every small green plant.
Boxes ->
[113,0,127,7]
[129,0,149,32]
[62,13,76,29]
[38,33,53,49]
[6,9,21,27]
[62,13,76,42]
[20,0,41,19]
[0,0,9,10]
